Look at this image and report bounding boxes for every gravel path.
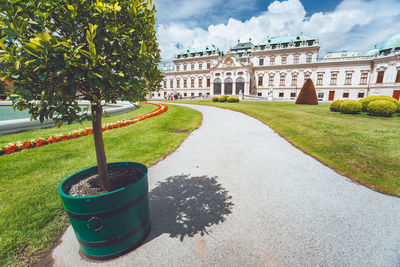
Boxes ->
[52,104,400,266]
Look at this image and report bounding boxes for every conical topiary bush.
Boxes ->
[295,78,319,105]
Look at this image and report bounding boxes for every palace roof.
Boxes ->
[322,51,363,59]
[232,42,254,50]
[258,34,316,46]
[158,64,174,71]
[365,49,379,56]
[379,34,400,51]
[177,45,218,56]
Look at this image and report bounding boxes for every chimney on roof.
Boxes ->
[238,39,240,43]
[249,38,251,42]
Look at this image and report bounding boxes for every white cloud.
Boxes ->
[156,0,400,63]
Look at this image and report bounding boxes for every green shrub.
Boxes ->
[218,95,229,102]
[212,96,219,102]
[339,100,362,114]
[359,95,400,112]
[329,100,345,112]
[367,100,397,117]
[227,97,240,103]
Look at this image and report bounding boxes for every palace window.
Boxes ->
[199,77,203,88]
[291,74,298,86]
[163,80,167,88]
[330,73,338,85]
[270,57,275,65]
[317,73,323,85]
[183,93,187,97]
[360,73,368,85]
[343,92,349,98]
[257,92,262,96]
[269,75,274,86]
[207,62,211,69]
[259,58,264,66]
[304,73,311,82]
[396,70,400,83]
[199,63,202,70]
[258,76,263,86]
[170,79,173,88]
[279,92,284,97]
[207,78,210,87]
[376,71,384,83]
[318,92,324,99]
[290,92,296,98]
[177,79,180,88]
[345,73,352,85]
[280,75,286,86]
[183,79,187,88]
[191,63,194,71]
[176,65,180,71]
[306,54,312,63]
[191,92,195,97]
[294,55,299,64]
[281,56,287,64]
[358,92,365,98]
[191,78,195,88]
[183,64,187,71]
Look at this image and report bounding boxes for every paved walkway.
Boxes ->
[52,104,400,266]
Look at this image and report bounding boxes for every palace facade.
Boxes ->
[155,34,400,101]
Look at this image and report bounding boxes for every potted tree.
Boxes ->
[0,0,162,259]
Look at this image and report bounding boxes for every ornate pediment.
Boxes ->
[213,54,245,70]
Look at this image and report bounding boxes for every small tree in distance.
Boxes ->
[0,0,162,191]
[295,78,319,105]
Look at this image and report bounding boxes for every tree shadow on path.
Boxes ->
[145,174,234,243]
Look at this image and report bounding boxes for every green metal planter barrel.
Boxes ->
[59,162,151,260]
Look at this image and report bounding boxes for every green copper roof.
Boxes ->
[379,34,400,51]
[158,64,174,71]
[177,45,218,55]
[258,34,316,46]
[322,51,363,59]
[365,49,379,56]
[232,42,254,50]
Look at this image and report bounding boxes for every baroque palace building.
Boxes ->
[155,33,400,101]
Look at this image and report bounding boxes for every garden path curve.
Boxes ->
[52,103,400,266]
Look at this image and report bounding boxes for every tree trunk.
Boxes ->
[91,104,111,191]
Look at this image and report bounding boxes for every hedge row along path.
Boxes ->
[0,103,168,156]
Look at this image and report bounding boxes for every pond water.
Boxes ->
[0,106,31,121]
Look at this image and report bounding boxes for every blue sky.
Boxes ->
[155,0,400,63]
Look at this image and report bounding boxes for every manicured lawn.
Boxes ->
[175,100,400,196]
[0,104,202,266]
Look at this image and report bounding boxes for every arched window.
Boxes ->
[224,78,233,95]
[213,78,221,95]
[236,77,245,95]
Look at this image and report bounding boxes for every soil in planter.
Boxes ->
[68,169,143,197]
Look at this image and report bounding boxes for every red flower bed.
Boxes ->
[0,103,168,156]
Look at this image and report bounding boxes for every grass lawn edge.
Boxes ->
[165,101,400,198]
[1,104,203,266]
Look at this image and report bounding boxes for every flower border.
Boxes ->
[0,103,168,156]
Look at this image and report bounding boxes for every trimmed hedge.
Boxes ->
[218,95,229,102]
[212,96,219,102]
[329,100,345,112]
[340,100,362,114]
[295,79,318,105]
[227,96,239,103]
[367,100,397,117]
[359,95,400,112]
